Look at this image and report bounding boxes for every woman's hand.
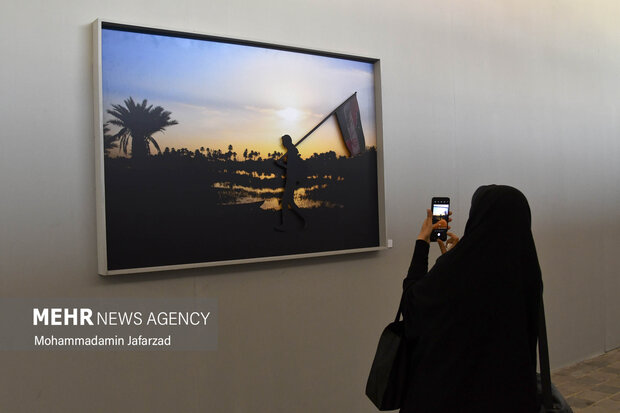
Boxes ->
[417,209,451,244]
[437,232,460,254]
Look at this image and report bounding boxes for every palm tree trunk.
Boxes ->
[132,136,149,159]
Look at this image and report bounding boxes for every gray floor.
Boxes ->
[552,347,620,412]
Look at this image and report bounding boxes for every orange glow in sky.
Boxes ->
[102,28,377,159]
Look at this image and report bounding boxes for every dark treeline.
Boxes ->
[105,146,377,193]
[116,144,352,163]
[156,145,274,162]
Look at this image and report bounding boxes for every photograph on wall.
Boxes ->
[95,21,383,274]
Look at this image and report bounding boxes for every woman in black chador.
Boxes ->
[401,185,542,413]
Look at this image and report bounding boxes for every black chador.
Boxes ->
[401,185,542,413]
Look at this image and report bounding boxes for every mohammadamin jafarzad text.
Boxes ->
[34,335,172,346]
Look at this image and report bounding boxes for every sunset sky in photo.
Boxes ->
[101,28,377,159]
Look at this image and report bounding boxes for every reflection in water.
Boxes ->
[301,174,344,180]
[234,170,277,180]
[259,197,342,210]
[213,182,281,193]
[212,181,343,210]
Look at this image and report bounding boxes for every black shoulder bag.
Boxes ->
[365,295,409,411]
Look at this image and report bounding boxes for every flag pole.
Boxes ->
[293,92,357,147]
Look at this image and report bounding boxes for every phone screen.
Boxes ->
[431,198,450,241]
[432,204,449,222]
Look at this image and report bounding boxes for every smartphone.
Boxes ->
[430,197,450,242]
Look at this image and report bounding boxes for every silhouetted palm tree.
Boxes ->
[103,122,118,156]
[107,97,178,159]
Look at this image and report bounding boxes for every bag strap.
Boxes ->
[538,295,554,410]
[395,284,411,323]
[394,307,402,323]
[394,296,403,323]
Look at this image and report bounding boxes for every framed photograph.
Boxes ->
[93,19,386,275]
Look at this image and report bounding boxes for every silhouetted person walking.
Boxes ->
[274,134,306,231]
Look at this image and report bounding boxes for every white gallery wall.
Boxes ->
[1,0,619,412]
